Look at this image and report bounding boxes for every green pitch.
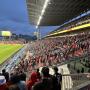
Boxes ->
[0,44,23,64]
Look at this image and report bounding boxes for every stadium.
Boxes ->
[0,0,90,90]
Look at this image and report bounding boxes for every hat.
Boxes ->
[0,76,6,85]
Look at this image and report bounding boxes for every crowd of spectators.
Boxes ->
[25,32,90,69]
[0,40,25,44]
[0,31,90,90]
[0,66,62,90]
[9,32,90,76]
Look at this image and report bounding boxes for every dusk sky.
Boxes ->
[0,0,58,36]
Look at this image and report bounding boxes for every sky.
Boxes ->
[0,0,58,36]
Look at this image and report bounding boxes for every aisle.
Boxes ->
[60,64,73,90]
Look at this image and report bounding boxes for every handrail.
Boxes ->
[62,73,90,90]
[72,81,90,90]
[62,73,90,76]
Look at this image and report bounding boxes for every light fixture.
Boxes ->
[36,0,50,29]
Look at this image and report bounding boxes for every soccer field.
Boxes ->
[0,44,23,64]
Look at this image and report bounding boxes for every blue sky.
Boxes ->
[0,0,58,36]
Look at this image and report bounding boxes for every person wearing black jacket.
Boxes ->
[53,66,62,90]
[32,67,53,90]
[2,69,9,82]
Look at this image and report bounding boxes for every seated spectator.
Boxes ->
[19,72,26,81]
[18,72,27,90]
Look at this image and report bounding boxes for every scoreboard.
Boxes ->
[0,31,12,36]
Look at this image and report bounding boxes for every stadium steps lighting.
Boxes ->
[45,10,90,37]
[36,0,50,29]
[47,23,90,37]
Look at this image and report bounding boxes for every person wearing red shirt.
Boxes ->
[27,72,38,90]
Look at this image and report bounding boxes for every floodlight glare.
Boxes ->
[36,0,50,29]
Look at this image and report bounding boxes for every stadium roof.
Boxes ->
[47,11,90,34]
[26,0,90,28]
[46,23,90,37]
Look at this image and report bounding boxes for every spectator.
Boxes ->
[36,68,41,80]
[2,69,9,82]
[27,72,38,90]
[53,66,62,90]
[9,74,27,90]
[0,75,7,90]
[32,67,53,90]
[17,74,27,90]
[81,68,84,73]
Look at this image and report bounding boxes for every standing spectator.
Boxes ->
[9,74,27,90]
[19,72,26,81]
[9,74,20,90]
[53,66,62,90]
[81,68,84,73]
[2,69,9,82]
[27,72,38,90]
[18,72,27,90]
[32,67,53,90]
[36,69,41,80]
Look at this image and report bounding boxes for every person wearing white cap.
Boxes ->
[0,75,6,85]
[0,75,7,90]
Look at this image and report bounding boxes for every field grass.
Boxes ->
[0,44,23,64]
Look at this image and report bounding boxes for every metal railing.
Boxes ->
[62,73,90,90]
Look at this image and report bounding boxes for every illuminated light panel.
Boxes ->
[48,34,78,38]
[1,31,12,36]
[71,23,90,30]
[36,0,50,29]
[47,23,90,36]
